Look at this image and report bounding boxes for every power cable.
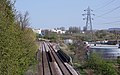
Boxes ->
[97,16,120,19]
[96,5,120,18]
[94,20,120,25]
[94,0,116,11]
[102,21,120,24]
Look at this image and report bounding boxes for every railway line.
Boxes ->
[39,42,79,75]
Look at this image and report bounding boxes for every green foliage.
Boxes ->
[117,56,120,65]
[43,32,58,41]
[95,30,119,41]
[87,53,118,75]
[18,28,37,74]
[68,40,86,64]
[73,63,87,75]
[0,0,37,75]
[117,56,120,72]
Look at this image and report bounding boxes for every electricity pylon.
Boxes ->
[82,6,95,41]
[82,6,95,32]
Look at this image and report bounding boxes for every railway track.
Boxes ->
[39,42,79,75]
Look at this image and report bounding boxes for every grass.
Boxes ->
[73,63,87,75]
[25,62,37,75]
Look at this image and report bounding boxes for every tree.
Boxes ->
[16,11,30,30]
[0,0,37,75]
[16,11,37,75]
[86,53,118,75]
[95,30,116,40]
[68,26,81,33]
[117,56,120,70]
[70,39,86,64]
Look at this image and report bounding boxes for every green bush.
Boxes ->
[0,0,37,75]
[87,53,118,75]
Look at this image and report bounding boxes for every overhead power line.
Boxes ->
[96,5,120,18]
[94,20,120,25]
[98,16,120,19]
[95,0,116,11]
[102,21,120,24]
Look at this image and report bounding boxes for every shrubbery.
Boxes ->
[0,0,37,75]
[86,53,118,75]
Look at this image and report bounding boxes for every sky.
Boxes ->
[15,0,120,30]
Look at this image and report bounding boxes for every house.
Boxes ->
[32,29,42,34]
[51,29,66,34]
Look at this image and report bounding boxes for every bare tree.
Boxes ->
[16,11,30,30]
